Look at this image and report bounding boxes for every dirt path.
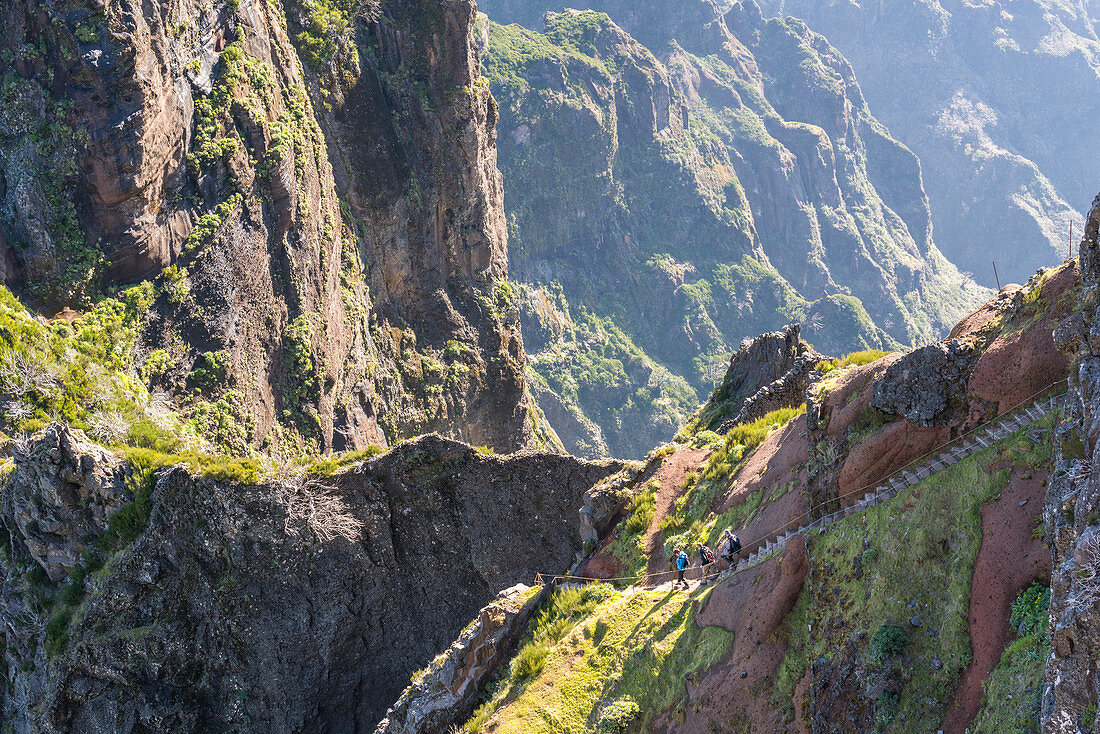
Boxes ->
[940,465,1051,733]
[644,447,710,577]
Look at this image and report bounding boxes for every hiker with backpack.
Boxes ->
[697,542,715,577]
[674,548,689,587]
[721,528,742,563]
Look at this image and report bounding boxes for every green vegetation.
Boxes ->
[0,76,102,303]
[305,445,386,476]
[970,582,1052,733]
[466,584,734,732]
[870,623,908,662]
[803,426,1051,732]
[604,480,657,579]
[0,284,199,451]
[819,349,891,374]
[285,0,357,69]
[662,406,804,560]
[520,285,699,458]
[280,315,321,435]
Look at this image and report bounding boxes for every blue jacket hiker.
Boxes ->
[675,549,689,587]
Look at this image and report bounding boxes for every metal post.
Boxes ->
[993,261,1002,290]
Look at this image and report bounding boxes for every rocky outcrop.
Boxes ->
[1044,192,1100,732]
[0,0,544,456]
[696,323,821,433]
[479,0,988,455]
[756,0,1091,287]
[719,349,825,432]
[0,427,621,732]
[871,340,978,426]
[3,424,123,582]
[375,584,548,734]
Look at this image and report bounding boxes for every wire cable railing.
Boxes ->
[535,377,1067,591]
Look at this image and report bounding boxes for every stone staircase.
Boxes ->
[720,393,1062,579]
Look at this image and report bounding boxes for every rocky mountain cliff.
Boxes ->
[477,0,989,458]
[0,424,620,732]
[1045,193,1100,732]
[0,0,548,457]
[756,0,1098,287]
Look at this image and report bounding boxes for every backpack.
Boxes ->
[701,545,714,563]
[730,535,742,553]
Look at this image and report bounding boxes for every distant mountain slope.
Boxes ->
[479,0,989,458]
[756,0,1098,286]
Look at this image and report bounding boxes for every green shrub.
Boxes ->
[597,696,640,733]
[140,349,173,385]
[1010,582,1051,639]
[98,457,156,552]
[870,623,908,662]
[189,350,232,395]
[875,691,899,730]
[689,430,720,449]
[160,265,190,304]
[511,642,548,682]
[861,546,879,565]
[45,607,73,656]
[622,485,656,536]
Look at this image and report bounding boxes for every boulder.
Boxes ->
[871,340,977,426]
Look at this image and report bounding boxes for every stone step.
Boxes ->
[915,466,931,480]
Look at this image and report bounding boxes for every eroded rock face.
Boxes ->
[376,584,547,734]
[0,430,620,733]
[700,324,818,433]
[871,340,978,426]
[1044,193,1100,732]
[754,0,1091,289]
[0,0,544,455]
[4,424,123,581]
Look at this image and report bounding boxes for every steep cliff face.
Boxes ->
[1045,194,1100,733]
[756,0,1097,287]
[0,0,545,457]
[0,425,620,732]
[479,0,988,458]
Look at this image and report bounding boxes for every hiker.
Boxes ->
[697,542,715,576]
[721,529,742,563]
[675,548,689,587]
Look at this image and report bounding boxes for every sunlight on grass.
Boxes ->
[469,585,734,732]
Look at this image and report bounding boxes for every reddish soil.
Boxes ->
[655,535,810,734]
[715,415,809,558]
[578,446,709,581]
[645,447,711,577]
[968,261,1078,411]
[940,465,1052,733]
[837,419,949,501]
[946,285,1018,341]
[815,356,956,507]
[821,354,899,443]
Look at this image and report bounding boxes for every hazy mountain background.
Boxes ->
[477,0,993,457]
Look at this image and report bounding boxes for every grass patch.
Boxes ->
[804,426,1049,732]
[819,349,891,374]
[660,406,804,558]
[605,480,658,579]
[469,585,734,732]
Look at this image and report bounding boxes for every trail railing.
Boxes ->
[535,377,1067,591]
